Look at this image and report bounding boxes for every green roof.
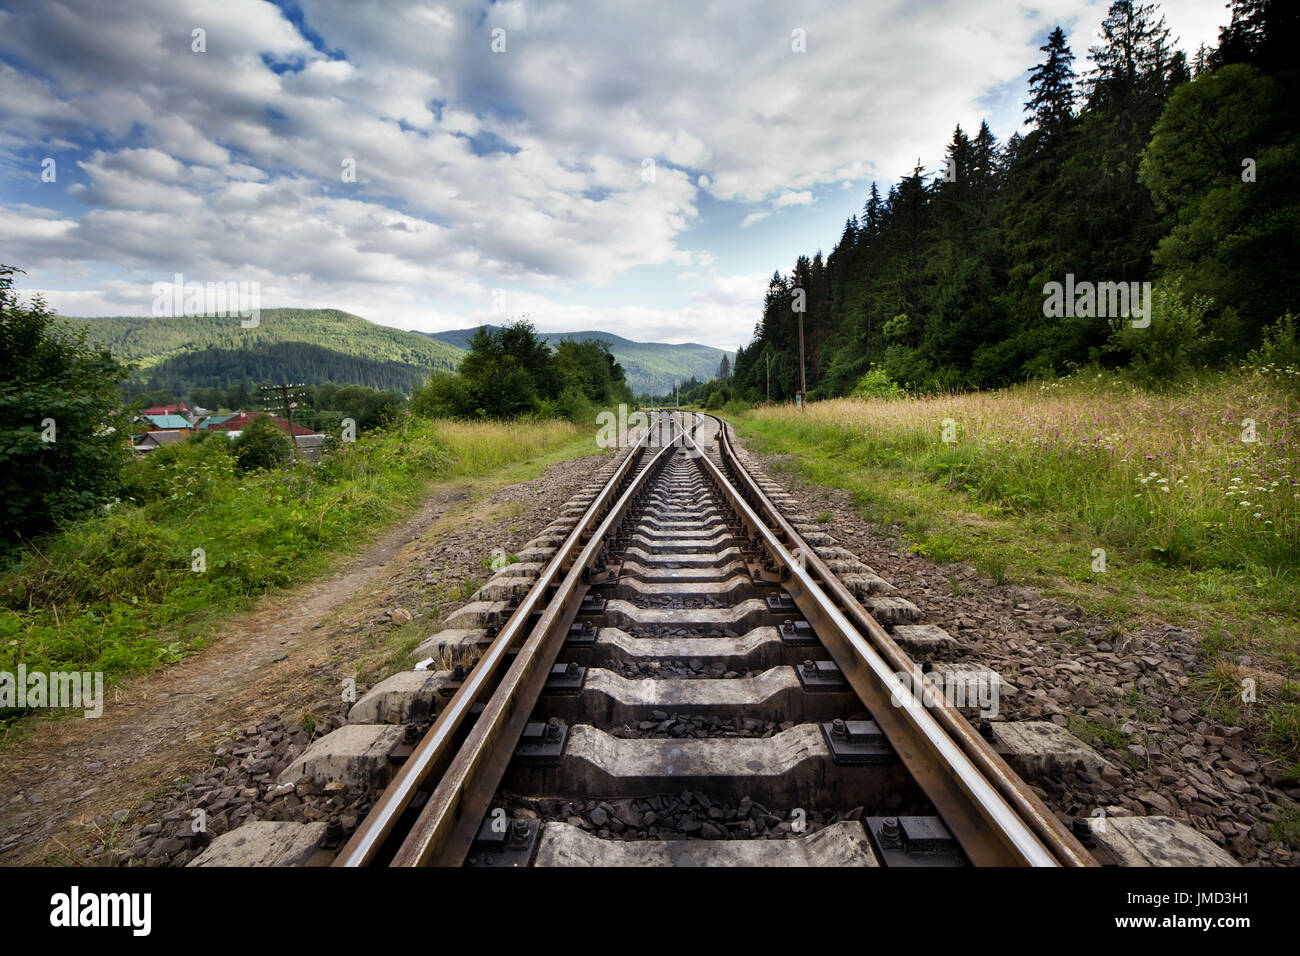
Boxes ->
[145,414,191,429]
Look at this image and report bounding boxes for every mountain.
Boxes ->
[418,326,732,395]
[64,309,732,398]
[66,309,464,395]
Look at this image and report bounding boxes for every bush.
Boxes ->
[1247,313,1300,393]
[850,364,903,399]
[705,389,725,410]
[230,414,291,470]
[121,431,236,504]
[416,372,468,418]
[722,398,752,416]
[1105,282,1218,389]
[552,384,595,424]
[410,371,472,418]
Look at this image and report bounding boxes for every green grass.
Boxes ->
[730,368,1300,773]
[1269,806,1300,847]
[0,415,587,704]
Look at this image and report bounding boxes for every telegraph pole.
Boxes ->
[674,380,679,409]
[796,312,806,410]
[259,382,308,459]
[764,352,771,404]
[792,286,807,410]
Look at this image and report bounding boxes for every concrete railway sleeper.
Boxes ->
[192,411,1238,868]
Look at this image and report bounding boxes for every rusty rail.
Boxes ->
[690,411,1095,867]
[334,413,680,866]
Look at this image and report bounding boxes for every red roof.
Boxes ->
[207,411,315,436]
[142,403,190,416]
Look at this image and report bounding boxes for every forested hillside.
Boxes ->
[421,326,731,396]
[731,0,1300,400]
[123,342,435,395]
[67,309,464,395]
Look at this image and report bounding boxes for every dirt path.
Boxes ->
[0,453,603,865]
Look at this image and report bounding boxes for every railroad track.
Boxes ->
[323,410,1095,868]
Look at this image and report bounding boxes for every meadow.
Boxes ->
[0,416,587,692]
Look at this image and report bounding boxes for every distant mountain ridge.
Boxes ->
[417,326,732,395]
[64,309,732,397]
[66,309,463,394]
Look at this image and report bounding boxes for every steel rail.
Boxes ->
[334,417,668,867]
[385,413,686,866]
[693,411,1095,866]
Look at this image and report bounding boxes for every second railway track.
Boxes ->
[319,410,1095,868]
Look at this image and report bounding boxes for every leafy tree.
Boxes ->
[1139,63,1300,349]
[230,413,291,471]
[0,266,131,541]
[410,371,473,418]
[413,322,633,421]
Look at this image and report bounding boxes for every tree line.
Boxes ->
[729,0,1299,401]
[412,321,635,420]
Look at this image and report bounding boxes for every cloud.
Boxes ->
[773,190,813,208]
[0,0,1232,347]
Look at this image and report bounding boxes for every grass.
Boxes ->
[731,368,1300,772]
[0,414,592,706]
[1270,806,1300,847]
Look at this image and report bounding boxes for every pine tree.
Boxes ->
[1086,1,1173,109]
[1025,27,1077,135]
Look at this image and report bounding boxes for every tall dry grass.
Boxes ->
[749,369,1300,571]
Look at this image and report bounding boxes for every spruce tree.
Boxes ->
[1025,27,1077,135]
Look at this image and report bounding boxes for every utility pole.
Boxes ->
[796,312,806,410]
[792,285,807,410]
[674,380,679,409]
[764,352,771,404]
[259,382,308,459]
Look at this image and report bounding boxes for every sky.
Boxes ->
[0,0,1231,350]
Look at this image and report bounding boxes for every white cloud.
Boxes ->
[0,0,1232,344]
[773,190,813,209]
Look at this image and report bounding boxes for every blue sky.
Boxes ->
[0,0,1229,349]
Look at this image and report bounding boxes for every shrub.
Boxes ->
[1105,281,1218,389]
[410,371,471,418]
[230,414,291,470]
[850,364,903,399]
[1247,313,1300,394]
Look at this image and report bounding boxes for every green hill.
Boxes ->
[65,309,464,395]
[419,326,732,395]
[63,309,732,398]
